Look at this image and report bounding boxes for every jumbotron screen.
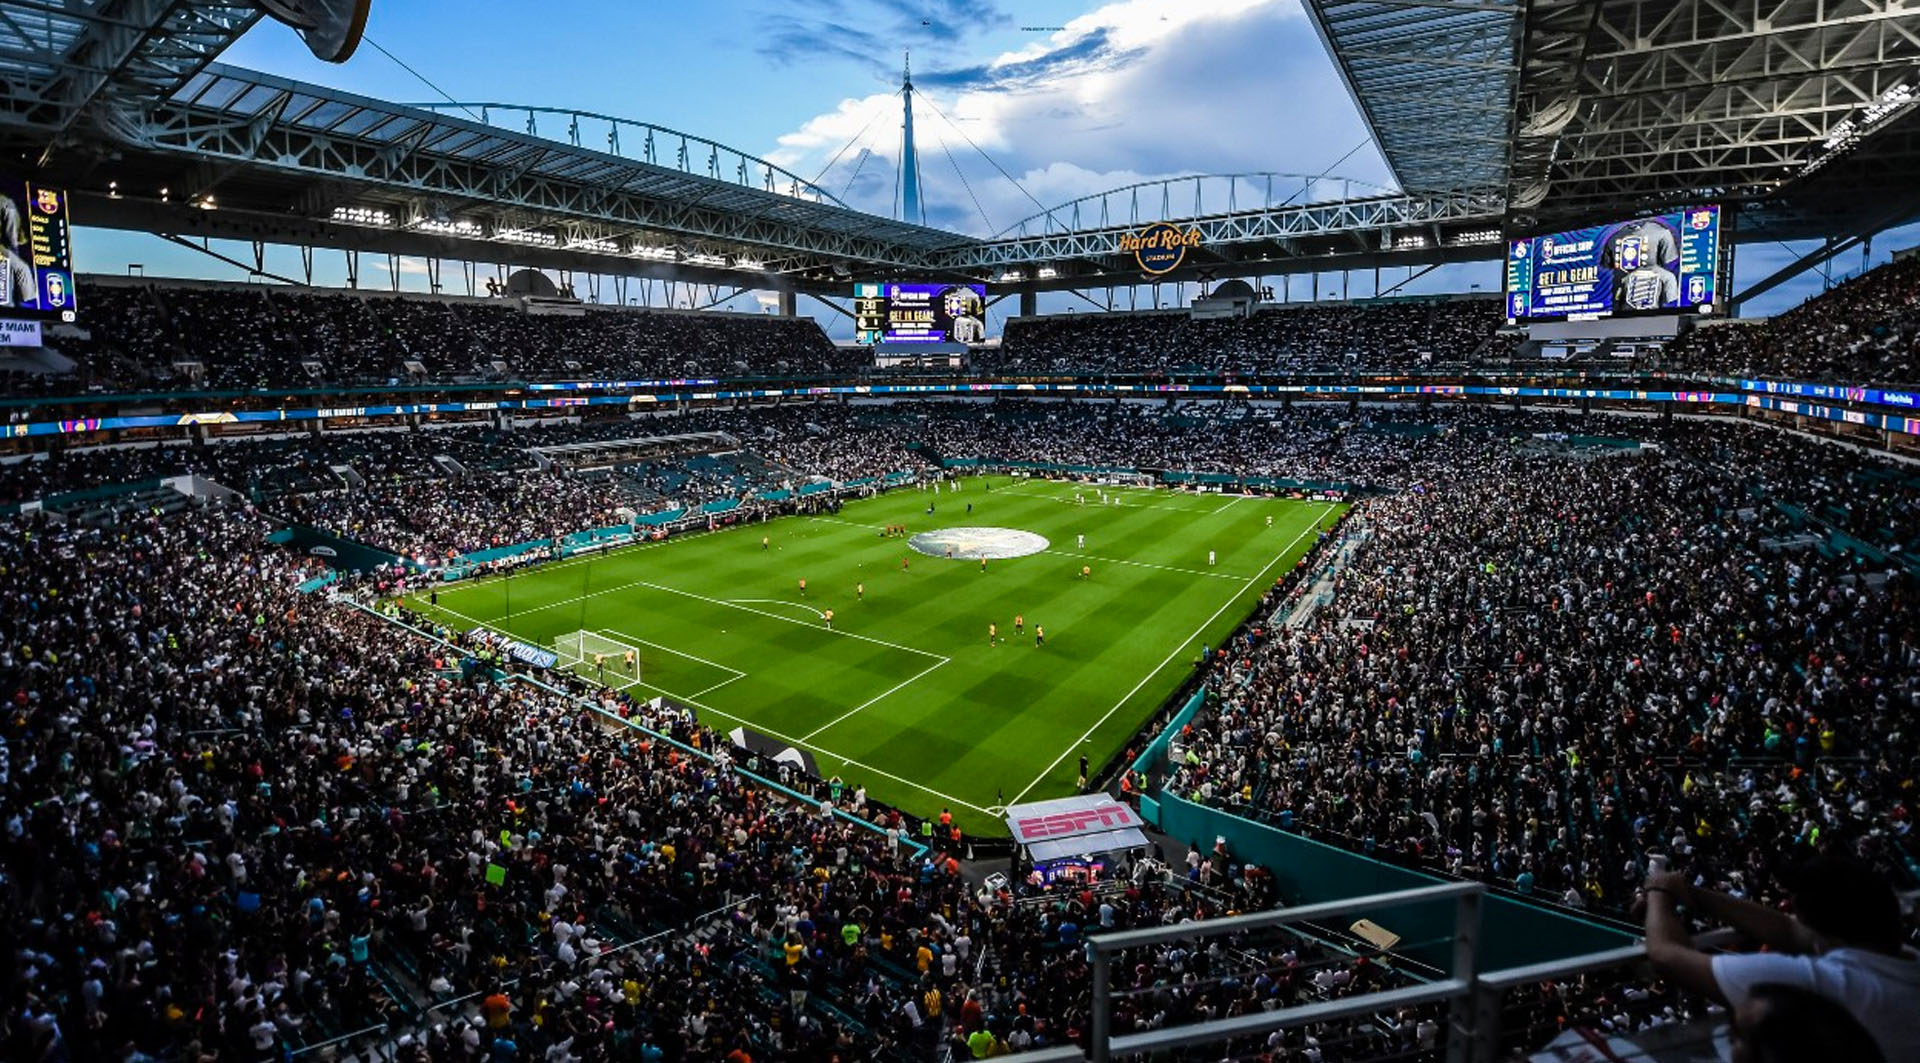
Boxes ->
[1504,205,1721,323]
[853,282,987,345]
[1,176,78,322]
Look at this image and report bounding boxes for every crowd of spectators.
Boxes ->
[982,298,1506,376]
[1,499,1531,1063]
[53,282,852,390]
[1165,440,1919,920]
[31,263,1920,398]
[1659,256,1920,384]
[27,283,1529,394]
[276,471,632,562]
[1,398,1916,1060]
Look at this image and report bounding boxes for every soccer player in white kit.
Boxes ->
[1208,550,1216,566]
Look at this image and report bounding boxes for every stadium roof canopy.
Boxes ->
[0,0,263,133]
[4,0,1920,296]
[1303,0,1523,195]
[1306,0,1920,234]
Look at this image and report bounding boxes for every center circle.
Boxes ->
[908,526,1050,561]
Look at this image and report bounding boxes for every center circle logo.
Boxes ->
[908,527,1050,561]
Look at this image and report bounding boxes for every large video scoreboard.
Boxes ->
[1505,205,1721,323]
[1,176,78,323]
[854,282,988,345]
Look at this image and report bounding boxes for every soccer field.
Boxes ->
[402,475,1341,834]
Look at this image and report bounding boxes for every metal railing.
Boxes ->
[1088,881,1484,1062]
[1064,880,1744,1063]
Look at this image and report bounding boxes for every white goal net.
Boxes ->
[553,629,641,682]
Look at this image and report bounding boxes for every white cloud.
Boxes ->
[767,0,1390,236]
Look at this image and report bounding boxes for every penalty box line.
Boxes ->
[798,655,951,743]
[593,627,749,699]
[662,686,992,815]
[391,596,987,813]
[434,569,946,663]
[1007,503,1333,807]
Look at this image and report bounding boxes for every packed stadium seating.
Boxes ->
[982,298,1506,376]
[1659,255,1920,384]
[26,282,1534,392]
[25,256,1920,397]
[54,281,854,390]
[1162,432,1918,915]
[4,393,1917,1062]
[0,500,1522,1063]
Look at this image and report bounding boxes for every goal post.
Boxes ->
[553,629,642,682]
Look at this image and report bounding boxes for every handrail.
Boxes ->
[1477,926,1741,989]
[288,1021,387,1058]
[1085,880,1483,953]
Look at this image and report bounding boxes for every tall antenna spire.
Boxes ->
[900,50,922,225]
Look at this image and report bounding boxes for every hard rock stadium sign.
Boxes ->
[1117,222,1203,276]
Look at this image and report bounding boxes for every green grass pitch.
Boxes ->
[402,475,1343,834]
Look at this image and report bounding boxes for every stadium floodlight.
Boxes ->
[734,257,766,271]
[686,252,726,267]
[1453,229,1502,246]
[330,205,392,226]
[415,218,482,237]
[1803,81,1917,177]
[1393,234,1428,250]
[997,270,1025,282]
[631,246,676,262]
[566,238,620,254]
[497,229,559,248]
[1037,266,1059,279]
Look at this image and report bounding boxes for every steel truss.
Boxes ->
[106,64,972,276]
[1536,0,1920,216]
[930,188,1508,272]
[0,0,261,132]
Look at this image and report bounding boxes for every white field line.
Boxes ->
[420,600,491,632]
[1217,495,1246,512]
[429,569,945,661]
[987,486,1215,514]
[595,627,746,682]
[409,589,989,812]
[688,673,746,698]
[723,597,827,620]
[799,655,951,742]
[674,690,993,814]
[433,516,753,588]
[1041,549,1243,581]
[808,514,888,532]
[1007,504,1331,806]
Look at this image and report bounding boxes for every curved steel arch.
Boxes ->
[406,101,850,209]
[997,172,1399,238]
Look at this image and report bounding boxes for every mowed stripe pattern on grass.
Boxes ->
[405,477,1339,834]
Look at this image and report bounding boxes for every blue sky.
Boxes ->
[74,0,1920,334]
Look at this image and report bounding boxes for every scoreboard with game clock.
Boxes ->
[854,282,988,345]
[1505,205,1722,324]
[1,175,78,325]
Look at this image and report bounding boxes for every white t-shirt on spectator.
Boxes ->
[1712,946,1920,1062]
